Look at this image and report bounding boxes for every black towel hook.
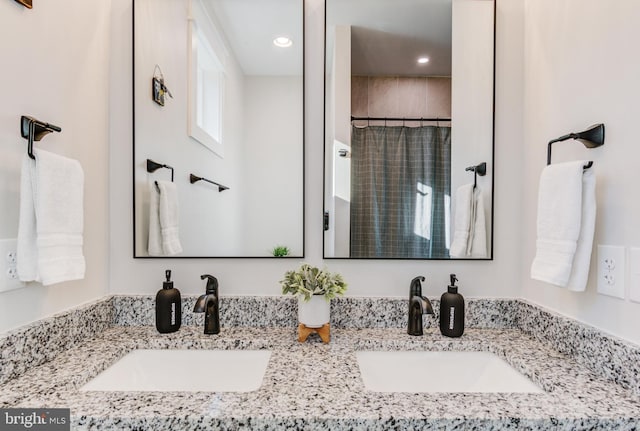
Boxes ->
[465,162,487,189]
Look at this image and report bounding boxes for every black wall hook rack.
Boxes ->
[547,123,604,169]
[190,174,229,192]
[465,162,487,188]
[146,159,174,182]
[20,115,62,160]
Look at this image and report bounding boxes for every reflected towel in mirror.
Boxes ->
[148,180,182,256]
[450,184,487,258]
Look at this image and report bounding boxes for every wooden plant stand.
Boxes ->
[298,323,330,344]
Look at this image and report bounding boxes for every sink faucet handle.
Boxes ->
[410,275,426,297]
[200,274,219,294]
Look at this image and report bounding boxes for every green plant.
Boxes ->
[271,245,291,257]
[280,264,347,301]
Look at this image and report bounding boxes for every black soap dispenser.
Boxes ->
[439,274,464,337]
[155,270,182,333]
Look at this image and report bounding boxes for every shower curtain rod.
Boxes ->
[351,116,451,122]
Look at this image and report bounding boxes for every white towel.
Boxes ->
[469,188,487,258]
[148,180,182,256]
[530,161,596,291]
[148,182,163,256]
[17,150,85,286]
[450,184,473,257]
[450,184,487,258]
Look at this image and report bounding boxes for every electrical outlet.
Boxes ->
[0,239,25,293]
[597,245,625,299]
[629,247,640,304]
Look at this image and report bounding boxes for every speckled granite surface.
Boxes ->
[112,295,518,329]
[2,296,640,430]
[0,297,112,385]
[1,326,639,430]
[517,300,640,398]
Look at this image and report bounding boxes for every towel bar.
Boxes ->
[547,124,604,168]
[189,174,229,192]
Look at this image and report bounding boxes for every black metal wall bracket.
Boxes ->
[465,162,487,188]
[547,123,605,168]
[20,115,62,160]
[146,159,174,182]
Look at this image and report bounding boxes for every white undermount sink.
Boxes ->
[356,350,544,393]
[80,349,271,392]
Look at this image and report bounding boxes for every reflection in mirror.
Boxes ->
[133,0,304,257]
[324,0,495,259]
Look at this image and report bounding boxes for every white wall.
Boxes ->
[520,0,640,344]
[451,0,495,257]
[0,0,111,332]
[109,0,524,299]
[241,76,304,256]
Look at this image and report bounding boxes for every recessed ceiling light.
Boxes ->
[417,57,430,64]
[273,36,293,48]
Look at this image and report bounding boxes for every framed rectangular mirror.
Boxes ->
[133,0,304,258]
[323,0,495,260]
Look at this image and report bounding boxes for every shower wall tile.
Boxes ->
[397,77,427,117]
[368,77,399,117]
[355,76,451,121]
[426,77,452,118]
[351,76,369,117]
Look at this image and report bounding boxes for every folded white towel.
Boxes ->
[17,150,85,286]
[450,184,486,258]
[530,161,596,290]
[567,168,596,292]
[148,180,182,256]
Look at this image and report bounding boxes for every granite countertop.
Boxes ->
[1,326,639,430]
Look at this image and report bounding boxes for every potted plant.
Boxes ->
[280,264,347,328]
[271,245,290,257]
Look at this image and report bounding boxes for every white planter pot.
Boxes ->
[298,295,330,328]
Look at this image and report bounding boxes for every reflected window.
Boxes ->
[414,182,433,240]
[188,0,226,157]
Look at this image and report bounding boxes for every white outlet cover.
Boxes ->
[0,239,25,293]
[597,245,625,299]
[629,247,640,304]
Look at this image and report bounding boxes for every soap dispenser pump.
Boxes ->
[155,270,182,333]
[439,274,464,338]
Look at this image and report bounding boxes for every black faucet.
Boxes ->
[193,274,220,334]
[407,276,434,336]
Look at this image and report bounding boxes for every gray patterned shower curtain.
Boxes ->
[350,125,451,258]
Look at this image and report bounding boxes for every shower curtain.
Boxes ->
[350,125,451,258]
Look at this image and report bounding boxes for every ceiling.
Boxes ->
[205,0,303,76]
[328,0,452,77]
[204,0,451,77]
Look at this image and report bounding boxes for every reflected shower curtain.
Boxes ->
[350,125,451,258]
